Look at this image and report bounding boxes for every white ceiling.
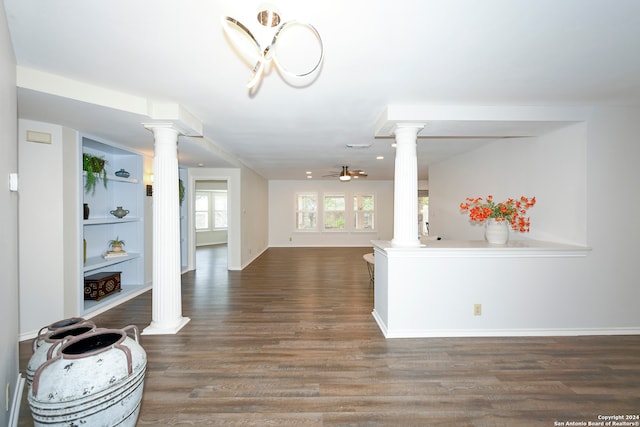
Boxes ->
[4,0,640,180]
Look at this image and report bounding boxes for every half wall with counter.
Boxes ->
[370,239,608,338]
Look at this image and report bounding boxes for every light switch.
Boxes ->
[9,173,18,192]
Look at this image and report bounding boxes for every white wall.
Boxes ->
[0,6,20,424]
[374,242,595,338]
[425,108,640,332]
[429,122,588,245]
[241,166,269,266]
[18,120,74,334]
[269,180,394,247]
[583,107,640,328]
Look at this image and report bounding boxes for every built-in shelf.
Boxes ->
[82,136,145,314]
[83,252,141,273]
[82,170,139,184]
[84,217,140,225]
[82,283,152,316]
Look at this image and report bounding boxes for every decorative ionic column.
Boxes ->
[142,124,190,335]
[391,124,424,247]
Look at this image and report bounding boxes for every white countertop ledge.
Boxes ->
[371,239,591,258]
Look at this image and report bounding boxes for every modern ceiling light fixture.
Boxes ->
[221,4,324,92]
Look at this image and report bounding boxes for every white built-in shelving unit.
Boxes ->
[82,136,147,314]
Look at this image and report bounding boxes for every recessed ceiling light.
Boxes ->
[391,143,397,148]
[306,171,312,174]
[376,156,384,160]
[307,175,313,179]
[197,163,204,167]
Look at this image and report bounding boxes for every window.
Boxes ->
[195,191,210,231]
[418,190,429,235]
[323,193,345,230]
[212,191,228,228]
[196,190,228,231]
[353,194,374,230]
[295,193,317,230]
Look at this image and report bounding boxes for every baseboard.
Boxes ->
[371,310,389,337]
[379,326,640,339]
[269,244,377,248]
[8,374,25,427]
[238,246,269,270]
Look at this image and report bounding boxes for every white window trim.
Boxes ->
[292,190,378,233]
[195,191,211,232]
[195,190,228,232]
[322,192,346,232]
[295,192,319,231]
[211,190,228,230]
[352,192,376,232]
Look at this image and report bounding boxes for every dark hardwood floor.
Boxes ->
[19,245,640,426]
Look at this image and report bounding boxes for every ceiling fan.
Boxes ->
[324,166,368,182]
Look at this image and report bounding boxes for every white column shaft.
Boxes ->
[143,125,190,335]
[392,125,423,247]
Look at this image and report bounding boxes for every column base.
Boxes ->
[142,316,191,335]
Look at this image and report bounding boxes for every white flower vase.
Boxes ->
[485,218,509,244]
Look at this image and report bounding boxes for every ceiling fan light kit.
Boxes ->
[340,166,352,182]
[328,166,367,182]
[221,4,324,91]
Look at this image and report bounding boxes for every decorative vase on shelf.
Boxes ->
[485,218,509,244]
[110,206,129,218]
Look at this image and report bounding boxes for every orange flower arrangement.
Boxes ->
[459,195,536,232]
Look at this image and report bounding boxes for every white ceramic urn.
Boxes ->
[27,320,96,386]
[28,325,147,427]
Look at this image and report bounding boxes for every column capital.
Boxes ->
[393,123,425,138]
[142,122,184,136]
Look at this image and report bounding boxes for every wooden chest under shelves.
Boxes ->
[84,271,121,301]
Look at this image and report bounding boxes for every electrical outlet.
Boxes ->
[473,304,482,316]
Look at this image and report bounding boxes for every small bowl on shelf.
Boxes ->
[114,168,130,178]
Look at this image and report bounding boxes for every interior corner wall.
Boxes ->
[268,179,394,247]
[240,167,269,267]
[1,5,20,425]
[429,122,588,245]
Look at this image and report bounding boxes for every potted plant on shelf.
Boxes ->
[108,237,125,252]
[83,153,108,194]
[459,195,536,244]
